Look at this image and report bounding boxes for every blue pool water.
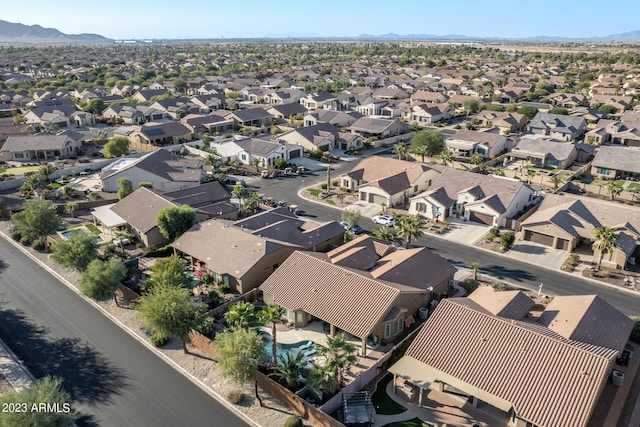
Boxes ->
[59,227,103,243]
[263,337,314,361]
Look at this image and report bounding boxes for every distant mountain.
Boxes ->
[356,31,640,42]
[0,20,111,43]
[599,30,640,41]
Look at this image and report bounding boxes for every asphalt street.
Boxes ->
[255,160,640,316]
[0,237,249,427]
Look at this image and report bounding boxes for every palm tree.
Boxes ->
[471,262,480,280]
[20,173,44,197]
[318,333,358,387]
[605,180,623,200]
[550,175,564,190]
[440,150,455,166]
[306,364,338,402]
[592,226,619,270]
[243,192,262,214]
[258,305,286,364]
[113,229,133,253]
[411,144,429,163]
[371,226,400,244]
[38,164,56,183]
[395,214,425,249]
[64,202,78,218]
[271,351,306,390]
[231,184,247,213]
[59,185,74,199]
[224,301,255,329]
[251,157,261,172]
[392,142,409,160]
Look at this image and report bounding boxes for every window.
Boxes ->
[384,324,391,338]
[395,317,404,335]
[597,167,610,175]
[241,154,247,161]
[416,202,427,213]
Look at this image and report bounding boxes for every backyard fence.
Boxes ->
[206,288,261,319]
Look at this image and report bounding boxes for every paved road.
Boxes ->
[0,238,249,427]
[255,164,640,316]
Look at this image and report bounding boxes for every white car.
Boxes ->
[372,215,395,226]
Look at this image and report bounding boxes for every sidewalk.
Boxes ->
[0,337,35,392]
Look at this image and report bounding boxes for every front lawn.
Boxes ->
[308,188,322,198]
[381,417,432,427]
[85,223,102,235]
[326,199,336,205]
[0,165,41,175]
[626,182,640,193]
[372,373,407,415]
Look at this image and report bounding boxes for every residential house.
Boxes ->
[389,292,632,427]
[526,113,587,141]
[349,116,409,141]
[591,94,634,112]
[408,168,535,227]
[233,136,287,167]
[126,121,193,146]
[591,145,640,180]
[260,235,457,355]
[265,103,308,120]
[104,183,235,247]
[180,113,235,135]
[233,206,344,252]
[303,110,362,128]
[585,119,640,146]
[1,134,80,161]
[509,137,578,169]
[356,98,393,116]
[263,88,305,105]
[277,123,338,152]
[520,193,640,263]
[300,92,336,110]
[446,129,509,158]
[372,87,409,100]
[224,107,273,129]
[131,89,169,103]
[548,92,587,108]
[100,149,204,192]
[340,157,440,207]
[402,103,452,125]
[472,111,528,134]
[173,218,300,294]
[410,90,448,104]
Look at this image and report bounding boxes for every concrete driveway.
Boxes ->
[344,201,383,218]
[436,217,489,245]
[501,240,567,270]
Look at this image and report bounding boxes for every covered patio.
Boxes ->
[91,204,127,238]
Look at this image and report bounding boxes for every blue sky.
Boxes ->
[5,0,639,40]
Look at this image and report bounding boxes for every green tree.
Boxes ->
[500,231,516,250]
[271,351,306,390]
[38,163,56,183]
[145,254,193,290]
[212,326,265,406]
[410,130,445,158]
[317,333,358,387]
[341,208,361,228]
[20,172,44,197]
[251,157,261,172]
[550,175,564,190]
[39,121,59,134]
[471,262,480,280]
[275,157,287,169]
[440,150,455,166]
[79,258,127,302]
[470,152,485,166]
[599,104,618,116]
[392,142,409,160]
[0,376,79,427]
[517,106,538,120]
[51,230,99,271]
[306,364,338,401]
[92,128,108,143]
[83,98,106,114]
[64,201,78,217]
[11,199,60,249]
[549,107,569,115]
[232,183,247,211]
[104,136,130,158]
[371,225,400,243]
[60,185,75,199]
[137,283,206,353]
[395,214,425,248]
[156,205,196,241]
[224,301,256,329]
[605,180,623,200]
[258,304,287,364]
[243,191,262,214]
[592,226,620,270]
[173,77,188,93]
[505,102,518,113]
[462,99,480,115]
[117,177,133,200]
[410,144,429,162]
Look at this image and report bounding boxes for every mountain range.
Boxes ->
[1,19,640,43]
[0,19,111,43]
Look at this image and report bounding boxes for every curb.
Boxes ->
[0,336,36,392]
[0,229,260,427]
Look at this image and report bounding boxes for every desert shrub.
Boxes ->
[201,272,215,285]
[492,281,507,290]
[462,279,479,294]
[500,231,515,249]
[10,229,21,241]
[340,187,349,192]
[150,332,168,347]
[32,237,46,250]
[309,149,323,159]
[20,235,33,246]
[320,183,328,190]
[332,180,339,186]
[283,415,304,427]
[570,253,580,263]
[226,389,245,404]
[218,284,231,294]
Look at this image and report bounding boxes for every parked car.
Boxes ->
[339,221,364,234]
[372,215,395,226]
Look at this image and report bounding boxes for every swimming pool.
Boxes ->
[58,227,104,243]
[263,337,316,361]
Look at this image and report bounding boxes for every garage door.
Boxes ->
[556,238,570,250]
[289,149,301,158]
[369,193,387,205]
[524,230,554,247]
[469,211,494,226]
